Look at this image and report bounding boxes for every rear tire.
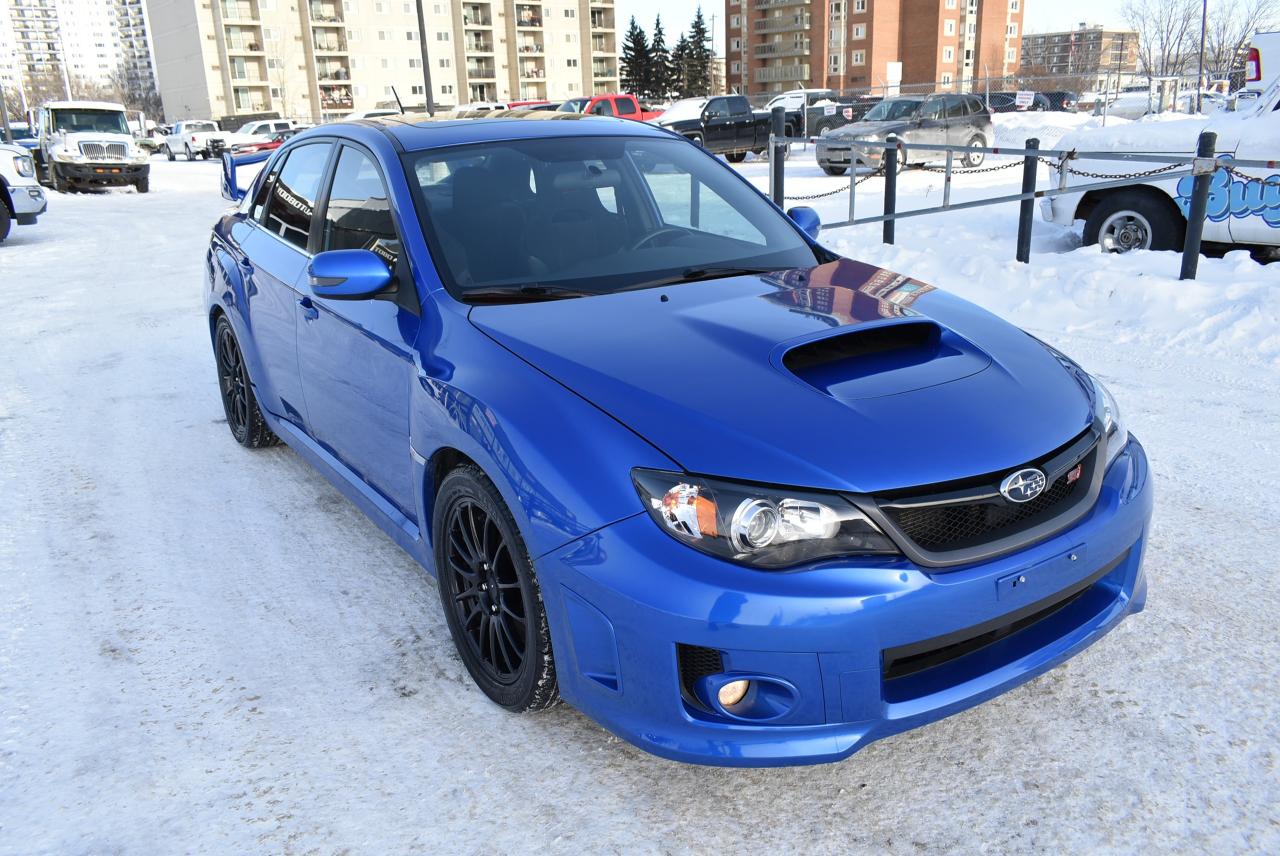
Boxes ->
[822,165,848,176]
[725,151,746,163]
[433,464,559,713]
[0,203,11,243]
[184,144,194,161]
[1083,191,1185,253]
[164,144,174,161]
[961,135,986,168]
[214,316,279,448]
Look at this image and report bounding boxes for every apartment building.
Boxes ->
[725,0,1024,95]
[1020,24,1139,90]
[0,0,158,111]
[144,0,620,126]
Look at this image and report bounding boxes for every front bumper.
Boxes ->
[538,437,1152,766]
[816,141,881,169]
[58,162,149,187]
[9,182,46,222]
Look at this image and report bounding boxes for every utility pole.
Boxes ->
[414,0,437,114]
[1196,0,1208,113]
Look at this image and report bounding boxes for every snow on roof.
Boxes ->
[45,101,128,112]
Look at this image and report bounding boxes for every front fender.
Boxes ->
[409,304,677,567]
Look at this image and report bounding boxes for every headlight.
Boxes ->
[53,150,82,163]
[1090,375,1129,467]
[632,469,898,569]
[13,155,34,177]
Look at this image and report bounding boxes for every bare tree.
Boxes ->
[1206,0,1280,80]
[1123,0,1201,77]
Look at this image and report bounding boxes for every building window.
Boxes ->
[437,32,449,41]
[262,27,278,41]
[944,20,955,36]
[853,0,866,12]
[941,73,952,84]
[1011,0,1019,8]
[378,30,389,40]
[565,8,575,16]
[731,61,740,73]
[829,55,841,73]
[1007,24,1018,37]
[568,58,578,67]
[852,24,865,40]
[1006,48,1016,62]
[731,38,741,50]
[730,15,740,27]
[945,0,956,6]
[439,57,450,67]
[411,84,424,94]
[409,58,421,68]
[381,58,390,68]
[407,31,418,41]
[943,47,954,62]
[851,50,865,65]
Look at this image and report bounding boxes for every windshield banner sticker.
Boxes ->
[1175,164,1280,228]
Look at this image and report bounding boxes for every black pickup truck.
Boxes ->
[654,95,773,162]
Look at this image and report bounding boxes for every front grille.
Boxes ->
[874,428,1100,563]
[887,464,1085,552]
[80,142,129,160]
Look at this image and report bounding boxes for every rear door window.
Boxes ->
[263,142,332,250]
[945,95,969,118]
[616,97,637,116]
[727,96,752,116]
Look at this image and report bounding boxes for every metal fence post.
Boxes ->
[1180,130,1217,281]
[770,106,786,206]
[883,135,898,245]
[1015,137,1039,263]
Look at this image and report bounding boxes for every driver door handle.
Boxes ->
[298,296,319,321]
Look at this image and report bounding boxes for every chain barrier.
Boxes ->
[1034,155,1185,182]
[1224,164,1280,187]
[782,168,884,202]
[918,159,1023,175]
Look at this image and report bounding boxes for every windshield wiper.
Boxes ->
[622,265,788,291]
[460,285,596,304]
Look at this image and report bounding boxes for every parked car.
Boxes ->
[815,93,994,175]
[5,122,39,150]
[985,91,1051,112]
[764,88,881,137]
[556,94,662,121]
[343,109,402,120]
[34,100,151,193]
[164,119,227,160]
[1044,78,1280,253]
[230,129,300,154]
[0,141,47,241]
[1243,30,1280,95]
[1043,90,1080,112]
[210,112,1151,766]
[653,94,773,161]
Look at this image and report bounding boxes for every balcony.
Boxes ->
[517,39,544,54]
[463,5,492,27]
[225,39,264,53]
[313,35,347,53]
[754,39,810,58]
[309,1,342,22]
[319,84,353,110]
[592,62,617,78]
[753,0,810,8]
[754,63,810,83]
[753,14,809,33]
[519,59,545,79]
[220,1,259,22]
[466,61,496,80]
[591,35,614,54]
[465,35,494,52]
[233,88,268,112]
[515,4,542,27]
[317,59,350,80]
[590,10,614,29]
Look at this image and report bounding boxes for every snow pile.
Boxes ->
[991,111,1128,149]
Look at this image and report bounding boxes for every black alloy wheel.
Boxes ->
[434,465,558,711]
[214,316,278,448]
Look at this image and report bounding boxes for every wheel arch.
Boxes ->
[1074,183,1186,227]
[0,178,13,216]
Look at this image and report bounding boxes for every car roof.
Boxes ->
[355,109,673,152]
[45,100,127,111]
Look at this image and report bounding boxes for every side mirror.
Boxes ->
[308,249,392,298]
[787,206,822,241]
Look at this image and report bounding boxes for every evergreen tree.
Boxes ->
[649,15,672,100]
[670,34,691,98]
[620,17,650,96]
[685,7,714,97]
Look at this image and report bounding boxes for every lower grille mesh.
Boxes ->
[677,644,723,704]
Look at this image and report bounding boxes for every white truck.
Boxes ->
[35,100,151,193]
[164,118,299,161]
[1042,79,1280,253]
[0,141,47,242]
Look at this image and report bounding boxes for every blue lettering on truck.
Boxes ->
[1176,165,1280,227]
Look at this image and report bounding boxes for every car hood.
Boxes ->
[469,260,1093,493]
[60,131,135,151]
[826,120,910,140]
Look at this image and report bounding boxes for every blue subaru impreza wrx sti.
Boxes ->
[207,111,1152,766]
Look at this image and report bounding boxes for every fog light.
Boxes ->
[717,679,750,707]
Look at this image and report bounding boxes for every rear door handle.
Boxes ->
[298,296,319,321]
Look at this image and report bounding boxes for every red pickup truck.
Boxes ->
[556,94,662,122]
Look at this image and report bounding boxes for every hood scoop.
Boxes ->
[779,320,992,401]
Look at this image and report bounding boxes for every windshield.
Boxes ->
[51,109,129,135]
[557,98,590,113]
[657,98,708,123]
[186,121,218,132]
[863,98,922,121]
[403,136,820,300]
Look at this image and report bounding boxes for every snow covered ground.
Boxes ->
[1,145,1278,854]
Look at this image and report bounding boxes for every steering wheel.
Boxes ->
[630,226,689,251]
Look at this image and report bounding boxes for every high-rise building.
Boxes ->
[0,0,159,114]
[144,0,620,125]
[1020,24,1139,90]
[725,0,1025,95]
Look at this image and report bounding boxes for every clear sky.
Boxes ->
[612,0,1131,47]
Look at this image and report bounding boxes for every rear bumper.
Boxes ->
[538,437,1152,766]
[59,162,149,186]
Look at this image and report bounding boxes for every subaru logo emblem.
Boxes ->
[999,468,1047,503]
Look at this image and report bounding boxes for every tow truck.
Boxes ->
[34,100,150,193]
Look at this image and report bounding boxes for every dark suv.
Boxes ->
[814,93,994,175]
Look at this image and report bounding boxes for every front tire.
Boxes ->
[214,316,279,448]
[164,144,174,161]
[135,177,150,194]
[434,464,558,712]
[0,203,11,242]
[725,151,746,163]
[822,165,848,176]
[184,144,194,161]
[1083,191,1185,253]
[51,164,69,193]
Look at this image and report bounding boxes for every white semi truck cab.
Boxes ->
[36,101,151,193]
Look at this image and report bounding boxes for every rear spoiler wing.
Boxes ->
[220,149,274,202]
